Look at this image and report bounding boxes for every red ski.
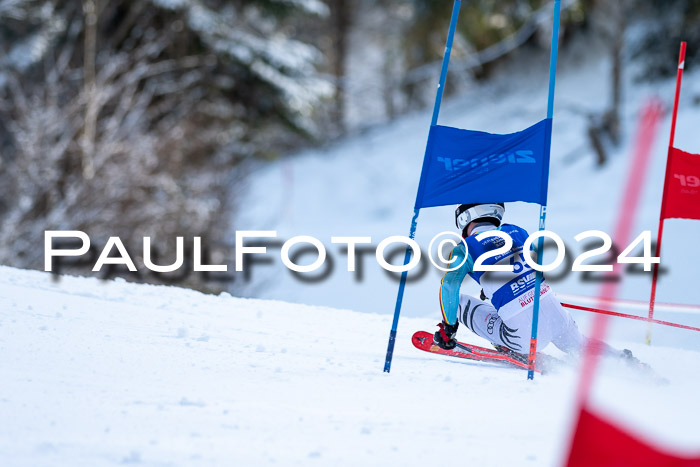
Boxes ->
[411,331,542,373]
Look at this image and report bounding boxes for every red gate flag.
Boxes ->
[646,42,692,344]
[566,406,700,467]
[662,147,700,220]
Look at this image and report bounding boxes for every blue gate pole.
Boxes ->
[527,0,561,380]
[384,0,462,373]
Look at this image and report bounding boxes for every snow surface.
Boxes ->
[2,266,700,466]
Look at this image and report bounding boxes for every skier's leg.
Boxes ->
[499,305,555,354]
[456,294,502,346]
[457,294,535,354]
[543,294,587,355]
[545,294,626,358]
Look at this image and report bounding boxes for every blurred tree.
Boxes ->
[402,0,550,75]
[586,0,631,166]
[0,0,331,290]
[385,0,590,112]
[329,0,351,133]
[632,0,700,79]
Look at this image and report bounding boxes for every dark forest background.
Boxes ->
[0,0,698,291]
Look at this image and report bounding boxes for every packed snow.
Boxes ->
[1,266,699,466]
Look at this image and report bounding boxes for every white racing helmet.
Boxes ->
[455,203,505,232]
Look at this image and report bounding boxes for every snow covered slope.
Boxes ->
[2,266,700,466]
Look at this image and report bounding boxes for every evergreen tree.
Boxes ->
[0,0,330,289]
[633,0,700,78]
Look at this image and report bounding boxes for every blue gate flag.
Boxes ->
[414,118,552,209]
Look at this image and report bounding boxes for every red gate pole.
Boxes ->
[647,41,687,345]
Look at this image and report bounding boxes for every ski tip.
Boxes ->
[411,331,433,351]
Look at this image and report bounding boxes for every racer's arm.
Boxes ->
[439,243,474,326]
